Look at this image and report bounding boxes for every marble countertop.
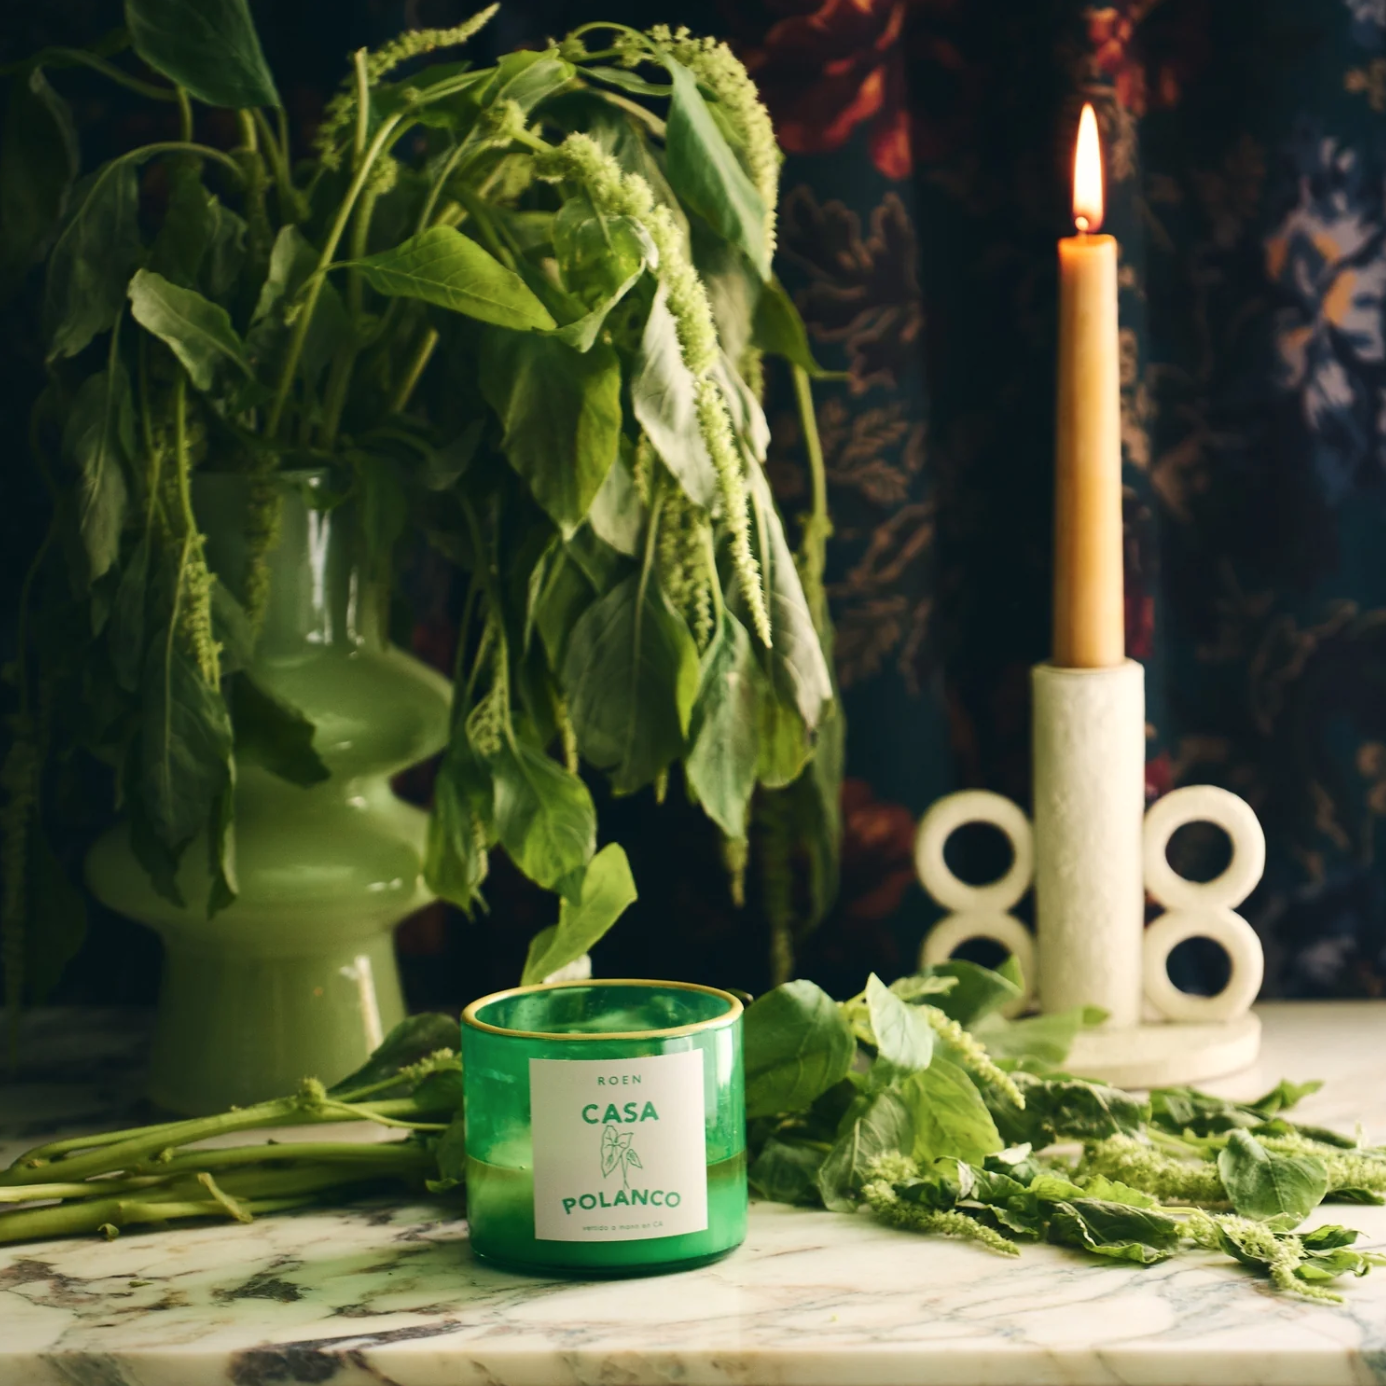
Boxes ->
[1,1002,1384,1386]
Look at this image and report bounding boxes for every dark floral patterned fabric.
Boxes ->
[3,0,1386,1007]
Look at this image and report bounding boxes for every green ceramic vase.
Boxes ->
[86,473,451,1114]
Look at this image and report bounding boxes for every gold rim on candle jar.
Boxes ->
[461,978,744,1042]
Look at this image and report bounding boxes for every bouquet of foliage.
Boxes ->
[3,961,1382,1304]
[0,0,841,1025]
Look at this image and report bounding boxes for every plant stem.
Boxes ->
[352,49,370,170]
[131,141,249,185]
[41,49,178,101]
[791,364,831,630]
[267,111,405,439]
[175,87,193,142]
[252,107,297,221]
[318,181,382,446]
[388,328,439,415]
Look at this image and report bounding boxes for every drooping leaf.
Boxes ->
[479,330,621,534]
[817,1086,913,1213]
[689,215,761,368]
[630,284,717,508]
[0,66,79,301]
[752,276,827,375]
[483,50,576,116]
[229,674,329,786]
[901,1059,1002,1167]
[139,629,234,853]
[44,159,143,361]
[110,531,152,692]
[750,1136,829,1206]
[128,269,252,392]
[743,978,856,1119]
[62,363,133,585]
[865,973,935,1079]
[748,467,834,731]
[490,737,596,891]
[586,446,645,557]
[125,0,280,109]
[352,227,555,330]
[1217,1130,1329,1231]
[205,764,237,916]
[686,612,763,839]
[660,57,770,279]
[520,842,637,985]
[424,730,494,912]
[150,164,245,302]
[562,572,699,795]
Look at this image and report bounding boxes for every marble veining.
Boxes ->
[1,1003,1384,1386]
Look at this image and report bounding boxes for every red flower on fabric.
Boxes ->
[1085,1,1209,116]
[742,0,962,180]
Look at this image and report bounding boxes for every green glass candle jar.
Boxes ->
[461,979,746,1276]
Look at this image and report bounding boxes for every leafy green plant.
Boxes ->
[3,962,1382,1304]
[0,1,842,1034]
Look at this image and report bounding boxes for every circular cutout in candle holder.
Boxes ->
[1143,785,1265,911]
[914,791,1034,913]
[919,911,1036,1015]
[1142,906,1264,1023]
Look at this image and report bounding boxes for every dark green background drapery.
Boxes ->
[3,0,1384,1005]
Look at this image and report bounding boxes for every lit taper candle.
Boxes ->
[1053,103,1123,668]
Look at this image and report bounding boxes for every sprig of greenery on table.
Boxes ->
[3,963,1383,1302]
[0,0,841,1035]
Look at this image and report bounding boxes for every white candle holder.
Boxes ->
[915,659,1265,1088]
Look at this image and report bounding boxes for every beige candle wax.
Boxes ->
[1053,104,1124,669]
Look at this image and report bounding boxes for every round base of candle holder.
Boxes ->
[1064,1012,1261,1089]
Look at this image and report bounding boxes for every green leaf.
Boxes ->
[490,737,596,892]
[247,225,348,390]
[686,612,763,839]
[62,363,133,585]
[352,227,555,330]
[44,160,143,361]
[205,767,237,916]
[553,197,652,310]
[752,277,826,375]
[562,572,699,795]
[484,50,575,115]
[533,552,597,670]
[428,1111,468,1192]
[140,628,234,854]
[750,1136,828,1206]
[329,1012,463,1097]
[901,1059,1002,1166]
[150,164,245,302]
[586,448,646,557]
[125,0,279,108]
[690,216,761,369]
[817,1086,913,1212]
[748,467,834,732]
[1247,1079,1323,1120]
[743,979,856,1119]
[1217,1130,1328,1231]
[520,842,637,985]
[110,532,152,692]
[971,1005,1104,1070]
[661,57,770,279]
[479,330,621,534]
[994,1074,1150,1149]
[424,730,494,912]
[865,973,935,1077]
[229,673,329,786]
[630,284,717,508]
[0,66,79,301]
[1046,1198,1182,1264]
[584,66,674,98]
[921,960,1023,1028]
[128,269,252,391]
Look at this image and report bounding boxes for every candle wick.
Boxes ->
[1075,215,1090,234]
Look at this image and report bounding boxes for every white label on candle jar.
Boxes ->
[529,1051,708,1242]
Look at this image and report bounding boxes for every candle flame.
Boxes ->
[1072,103,1103,233]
